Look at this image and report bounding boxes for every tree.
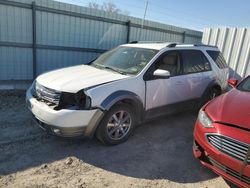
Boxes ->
[88,2,100,10]
[102,2,121,13]
[88,2,129,15]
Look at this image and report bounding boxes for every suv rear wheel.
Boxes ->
[201,87,221,106]
[208,87,221,100]
[96,104,135,145]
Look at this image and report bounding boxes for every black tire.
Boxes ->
[208,88,221,100]
[96,104,136,145]
[201,87,221,107]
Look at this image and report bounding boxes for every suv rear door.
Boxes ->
[180,49,213,99]
[206,50,229,90]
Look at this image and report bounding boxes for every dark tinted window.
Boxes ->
[181,50,211,74]
[206,50,228,69]
[155,51,180,76]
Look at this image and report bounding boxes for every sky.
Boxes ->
[56,0,250,31]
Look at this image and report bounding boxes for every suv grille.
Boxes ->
[209,157,250,185]
[32,82,61,105]
[207,134,250,163]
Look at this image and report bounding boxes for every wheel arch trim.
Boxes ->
[100,90,144,122]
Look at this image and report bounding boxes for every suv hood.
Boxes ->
[36,65,129,93]
[206,89,250,130]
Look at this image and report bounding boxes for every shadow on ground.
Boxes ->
[0,91,218,184]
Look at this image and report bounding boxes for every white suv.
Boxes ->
[26,42,229,145]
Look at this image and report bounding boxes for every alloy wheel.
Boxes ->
[106,110,132,140]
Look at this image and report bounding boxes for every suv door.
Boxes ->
[144,49,212,118]
[180,50,213,99]
[144,50,190,118]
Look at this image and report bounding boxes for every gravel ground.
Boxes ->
[0,91,235,188]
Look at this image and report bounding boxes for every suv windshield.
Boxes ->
[91,46,158,75]
[237,77,250,92]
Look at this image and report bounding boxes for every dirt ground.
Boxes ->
[0,91,236,188]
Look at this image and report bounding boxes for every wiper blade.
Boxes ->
[104,66,126,75]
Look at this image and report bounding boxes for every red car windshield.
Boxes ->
[237,76,250,92]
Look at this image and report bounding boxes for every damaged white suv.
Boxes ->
[26,42,229,145]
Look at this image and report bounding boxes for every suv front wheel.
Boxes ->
[96,104,135,145]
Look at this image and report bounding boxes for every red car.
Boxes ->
[193,76,250,188]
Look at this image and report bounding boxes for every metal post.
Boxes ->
[126,20,131,43]
[32,1,37,79]
[139,0,148,40]
[182,32,186,43]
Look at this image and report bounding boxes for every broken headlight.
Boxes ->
[56,90,91,110]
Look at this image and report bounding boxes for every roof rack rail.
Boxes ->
[167,43,177,47]
[129,41,168,44]
[193,43,218,48]
[167,43,218,48]
[129,41,138,44]
[175,44,194,47]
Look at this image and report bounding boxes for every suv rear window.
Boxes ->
[206,50,228,69]
[181,50,211,74]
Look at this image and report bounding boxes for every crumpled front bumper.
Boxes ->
[26,87,104,138]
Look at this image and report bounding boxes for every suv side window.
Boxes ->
[143,51,181,80]
[206,50,228,69]
[181,50,211,74]
[155,51,181,76]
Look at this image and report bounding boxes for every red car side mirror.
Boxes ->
[228,79,238,87]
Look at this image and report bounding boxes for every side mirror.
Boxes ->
[228,79,238,87]
[153,69,170,79]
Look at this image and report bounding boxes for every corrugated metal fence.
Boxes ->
[202,28,250,79]
[0,0,202,88]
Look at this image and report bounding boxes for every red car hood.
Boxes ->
[205,89,250,130]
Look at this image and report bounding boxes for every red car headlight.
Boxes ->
[198,110,214,128]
